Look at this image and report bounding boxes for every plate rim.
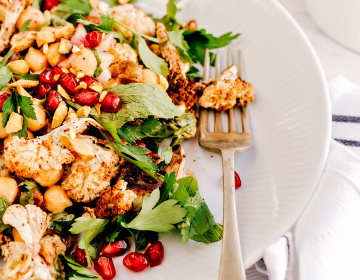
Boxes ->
[243,0,332,269]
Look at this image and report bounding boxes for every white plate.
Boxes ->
[111,0,331,278]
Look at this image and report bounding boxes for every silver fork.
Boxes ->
[198,49,253,280]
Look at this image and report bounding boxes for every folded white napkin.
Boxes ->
[248,76,360,280]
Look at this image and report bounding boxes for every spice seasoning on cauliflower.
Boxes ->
[195,65,255,111]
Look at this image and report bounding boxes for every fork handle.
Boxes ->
[219,149,246,280]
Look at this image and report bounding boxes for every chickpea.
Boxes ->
[24,47,48,72]
[4,130,34,146]
[16,6,46,31]
[44,185,73,213]
[0,177,19,204]
[34,167,64,187]
[0,113,9,139]
[12,228,24,243]
[26,105,46,132]
[142,69,159,84]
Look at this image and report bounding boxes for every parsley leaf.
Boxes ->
[158,172,176,205]
[168,30,193,63]
[161,146,173,165]
[170,177,223,244]
[0,65,12,91]
[102,83,183,128]
[183,29,240,65]
[155,0,184,31]
[19,19,31,32]
[58,0,92,16]
[59,254,101,280]
[0,197,11,234]
[78,14,121,39]
[69,217,111,266]
[122,188,187,232]
[1,89,36,137]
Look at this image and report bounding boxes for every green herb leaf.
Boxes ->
[102,83,183,128]
[155,0,183,31]
[59,254,101,280]
[158,172,176,205]
[0,197,11,233]
[161,146,173,165]
[69,217,111,266]
[135,231,158,252]
[91,49,103,78]
[107,230,119,243]
[183,29,240,65]
[58,0,92,15]
[122,188,187,232]
[168,30,193,63]
[22,180,40,191]
[19,19,32,32]
[136,36,169,76]
[13,74,40,81]
[0,65,12,91]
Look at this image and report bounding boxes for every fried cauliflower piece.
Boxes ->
[61,135,120,202]
[0,205,65,280]
[94,178,137,218]
[0,0,32,53]
[4,135,75,180]
[155,23,197,111]
[107,43,138,64]
[195,65,255,111]
[109,4,155,38]
[81,206,97,218]
[3,118,103,180]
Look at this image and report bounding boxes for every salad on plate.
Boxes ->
[0,0,254,278]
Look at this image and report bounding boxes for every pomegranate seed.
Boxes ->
[189,78,196,88]
[42,0,59,10]
[80,75,96,88]
[85,31,103,48]
[135,140,154,157]
[52,66,63,75]
[123,252,150,272]
[74,246,88,267]
[144,241,164,267]
[45,89,63,112]
[234,171,241,189]
[74,89,99,106]
[0,93,10,112]
[39,68,56,84]
[102,238,128,257]
[100,91,122,113]
[59,73,79,94]
[33,83,51,99]
[94,256,116,280]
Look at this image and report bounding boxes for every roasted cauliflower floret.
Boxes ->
[61,135,120,202]
[109,4,155,38]
[195,65,254,111]
[81,206,97,218]
[95,179,137,218]
[155,23,197,111]
[0,0,32,53]
[0,205,64,280]
[108,42,138,64]
[4,135,75,179]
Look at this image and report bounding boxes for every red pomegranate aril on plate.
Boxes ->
[45,89,63,112]
[52,66,63,75]
[123,252,150,272]
[59,73,79,94]
[144,241,164,267]
[81,75,96,88]
[94,256,116,280]
[34,83,51,99]
[74,246,88,267]
[42,0,59,10]
[100,91,122,113]
[234,171,241,189]
[0,93,10,112]
[147,150,154,158]
[102,238,129,257]
[74,89,99,106]
[189,78,196,88]
[135,140,154,157]
[40,68,56,84]
[85,31,103,48]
